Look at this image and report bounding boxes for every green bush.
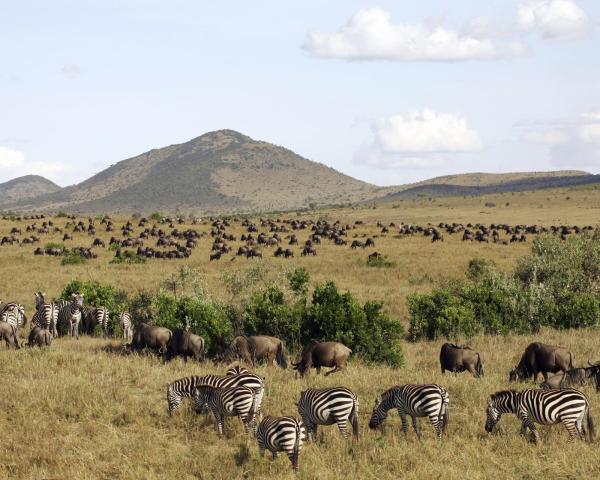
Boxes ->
[287,267,310,296]
[149,212,162,221]
[366,255,396,268]
[61,251,86,265]
[61,280,128,313]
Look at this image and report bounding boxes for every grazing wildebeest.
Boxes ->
[439,343,484,378]
[166,329,205,363]
[0,322,20,349]
[130,323,172,357]
[222,335,288,368]
[509,342,574,382]
[540,362,600,391]
[291,340,351,377]
[27,326,52,347]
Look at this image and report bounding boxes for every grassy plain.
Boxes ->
[1,184,600,479]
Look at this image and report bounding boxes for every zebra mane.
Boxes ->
[490,390,519,401]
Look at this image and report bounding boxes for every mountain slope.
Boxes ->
[0,175,61,203]
[9,130,377,213]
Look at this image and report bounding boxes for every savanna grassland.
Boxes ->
[2,184,600,480]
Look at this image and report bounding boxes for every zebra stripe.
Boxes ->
[0,302,26,331]
[225,365,248,376]
[195,385,256,436]
[166,373,265,416]
[33,292,59,337]
[485,389,595,443]
[257,416,305,471]
[368,384,449,439]
[118,312,132,340]
[297,387,359,441]
[57,294,84,338]
[80,305,110,334]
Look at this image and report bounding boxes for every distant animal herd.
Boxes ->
[1,292,598,471]
[0,214,596,265]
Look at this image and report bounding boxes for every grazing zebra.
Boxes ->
[296,387,359,441]
[225,365,248,376]
[118,312,132,340]
[32,292,59,337]
[58,294,84,338]
[166,373,265,417]
[195,384,256,436]
[368,384,449,439]
[257,416,305,472]
[485,389,595,443]
[0,302,26,332]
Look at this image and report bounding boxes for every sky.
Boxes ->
[1,0,599,187]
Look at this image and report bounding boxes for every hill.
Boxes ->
[0,175,61,204]
[6,130,377,214]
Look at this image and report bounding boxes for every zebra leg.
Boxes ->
[271,451,278,460]
[215,413,225,437]
[411,416,421,439]
[399,412,409,438]
[336,419,349,438]
[563,420,580,441]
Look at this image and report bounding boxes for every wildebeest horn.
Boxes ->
[588,360,600,367]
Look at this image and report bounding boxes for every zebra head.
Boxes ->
[368,393,390,429]
[34,292,46,310]
[71,293,84,307]
[485,399,501,433]
[485,390,518,433]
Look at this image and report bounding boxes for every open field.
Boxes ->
[2,185,600,479]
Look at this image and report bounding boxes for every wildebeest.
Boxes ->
[291,340,351,377]
[0,322,20,349]
[166,329,205,363]
[27,326,52,347]
[540,362,600,391]
[509,342,574,382]
[222,335,288,368]
[439,343,484,378]
[130,323,172,357]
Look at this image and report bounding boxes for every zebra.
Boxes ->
[485,389,595,443]
[195,384,257,436]
[256,416,306,472]
[58,294,84,338]
[0,302,26,332]
[368,384,449,439]
[166,373,265,417]
[296,387,359,441]
[32,292,59,337]
[225,365,248,376]
[81,305,110,335]
[118,312,132,340]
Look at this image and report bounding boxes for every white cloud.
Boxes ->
[523,130,569,144]
[580,124,600,143]
[516,0,591,40]
[303,8,502,61]
[0,146,71,184]
[356,109,483,168]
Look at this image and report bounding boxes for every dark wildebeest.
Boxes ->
[0,322,20,349]
[27,326,52,347]
[509,342,574,383]
[222,335,288,368]
[291,340,351,377]
[439,343,483,378]
[130,323,172,358]
[540,361,600,391]
[166,329,205,363]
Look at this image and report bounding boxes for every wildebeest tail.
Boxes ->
[569,351,575,369]
[476,354,484,377]
[350,397,360,440]
[292,420,301,471]
[276,341,288,369]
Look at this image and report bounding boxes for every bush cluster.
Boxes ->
[408,234,600,341]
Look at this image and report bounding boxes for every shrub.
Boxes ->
[61,280,128,313]
[61,251,86,266]
[287,267,310,296]
[149,212,162,221]
[56,211,67,218]
[366,255,395,268]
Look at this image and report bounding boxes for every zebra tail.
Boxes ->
[587,406,595,442]
[247,391,257,432]
[350,398,360,441]
[439,391,449,434]
[292,420,301,471]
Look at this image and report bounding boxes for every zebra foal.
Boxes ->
[368,384,449,439]
[485,388,594,443]
[257,416,305,471]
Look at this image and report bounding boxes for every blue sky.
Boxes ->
[1,0,599,186]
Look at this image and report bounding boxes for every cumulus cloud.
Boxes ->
[0,146,71,183]
[356,109,483,168]
[519,111,600,167]
[303,8,504,61]
[516,0,591,40]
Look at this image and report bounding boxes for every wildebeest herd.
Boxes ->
[2,291,596,473]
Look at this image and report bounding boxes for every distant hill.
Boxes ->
[0,175,61,204]
[6,130,377,214]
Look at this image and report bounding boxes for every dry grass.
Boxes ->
[1,185,600,479]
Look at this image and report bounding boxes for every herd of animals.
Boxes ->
[0,213,596,264]
[1,294,598,472]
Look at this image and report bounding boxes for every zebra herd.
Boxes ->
[165,365,595,472]
[0,292,133,345]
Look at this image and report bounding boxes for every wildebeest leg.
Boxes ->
[316,366,321,375]
[411,416,421,439]
[271,451,278,460]
[467,365,479,378]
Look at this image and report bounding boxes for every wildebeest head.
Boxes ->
[509,364,528,382]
